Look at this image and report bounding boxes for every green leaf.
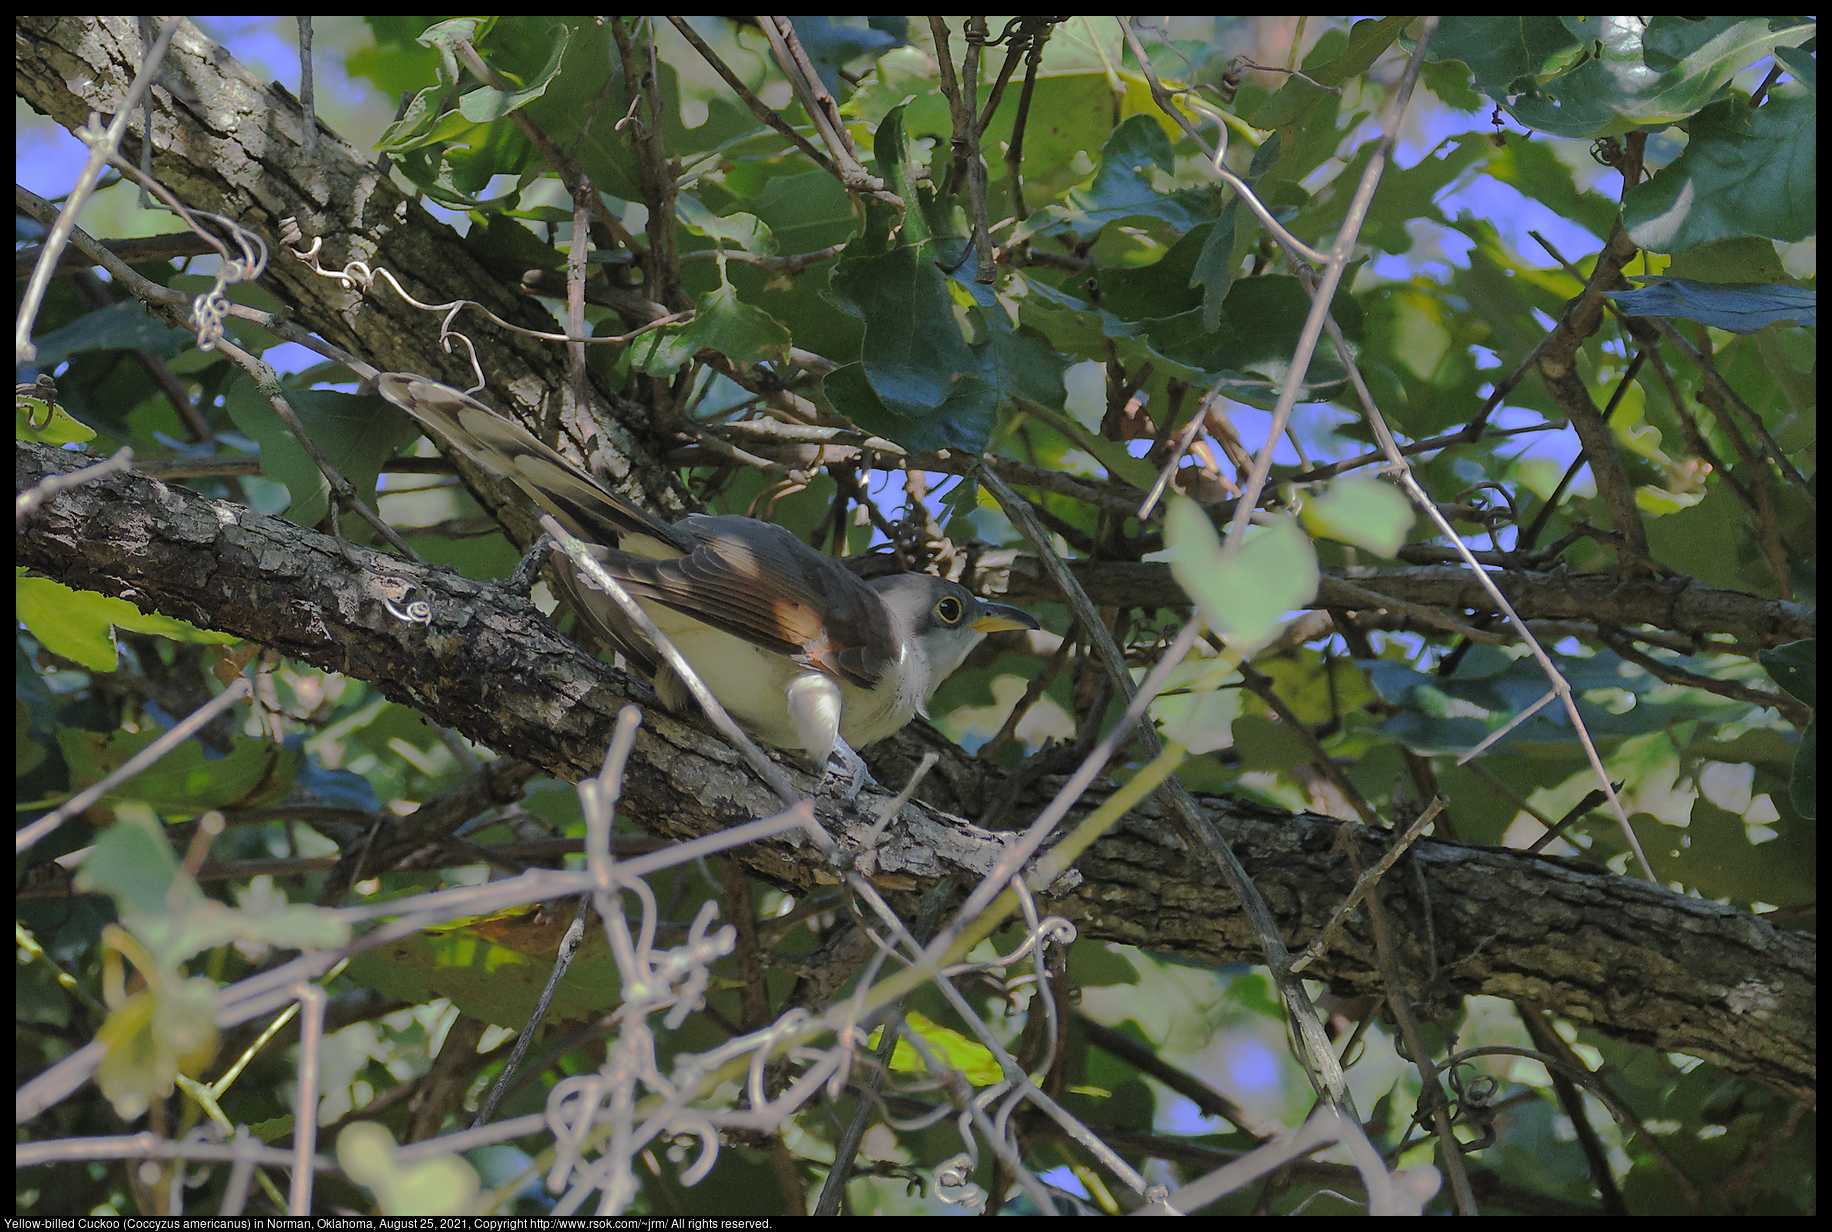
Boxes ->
[1608,278,1815,333]
[1646,795,1792,903]
[73,803,347,970]
[1299,476,1415,556]
[1786,720,1816,820]
[1662,236,1791,284]
[1303,132,1490,256]
[1025,268,1361,388]
[1773,45,1815,92]
[348,18,448,97]
[690,280,793,365]
[73,803,181,918]
[1432,16,1816,140]
[676,193,777,254]
[829,244,976,417]
[1304,16,1411,86]
[30,301,196,367]
[1642,480,1756,592]
[629,277,792,376]
[1760,640,1816,820]
[873,1010,1005,1086]
[1014,397,1158,492]
[1152,685,1243,756]
[226,379,422,526]
[1192,199,1242,330]
[1165,498,1319,652]
[1093,220,1214,321]
[985,317,1067,409]
[95,973,219,1121]
[1024,114,1215,243]
[339,1123,481,1217]
[823,108,1021,453]
[377,16,572,155]
[1066,941,1140,988]
[456,23,570,124]
[1759,641,1816,708]
[982,72,1131,205]
[1249,71,1339,132]
[16,392,96,444]
[18,571,235,672]
[871,102,932,247]
[1426,15,1586,99]
[1231,711,1318,772]
[345,913,623,1027]
[1482,131,1628,242]
[785,16,903,98]
[743,169,861,253]
[374,18,493,153]
[1220,274,1364,374]
[57,726,301,814]
[1625,86,1817,251]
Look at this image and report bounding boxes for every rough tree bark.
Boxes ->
[19,442,1816,1102]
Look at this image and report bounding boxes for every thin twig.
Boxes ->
[758,16,886,195]
[666,17,871,196]
[1598,627,1809,728]
[1237,661,1381,827]
[213,337,425,561]
[17,677,253,855]
[981,465,1359,1115]
[1286,799,1445,977]
[1354,840,1476,1214]
[15,445,134,520]
[16,16,185,363]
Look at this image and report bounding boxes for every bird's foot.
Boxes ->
[820,739,876,801]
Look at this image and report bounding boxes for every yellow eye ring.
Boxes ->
[935,595,964,623]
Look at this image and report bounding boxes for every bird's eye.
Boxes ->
[935,595,964,623]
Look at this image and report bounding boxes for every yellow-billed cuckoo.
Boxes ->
[375,374,1037,789]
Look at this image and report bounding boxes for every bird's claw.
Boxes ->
[820,740,874,801]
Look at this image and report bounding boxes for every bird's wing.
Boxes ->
[376,373,895,689]
[604,515,898,690]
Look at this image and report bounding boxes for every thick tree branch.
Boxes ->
[18,442,1815,1102]
[16,13,678,528]
[17,13,1811,665]
[967,554,1814,651]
